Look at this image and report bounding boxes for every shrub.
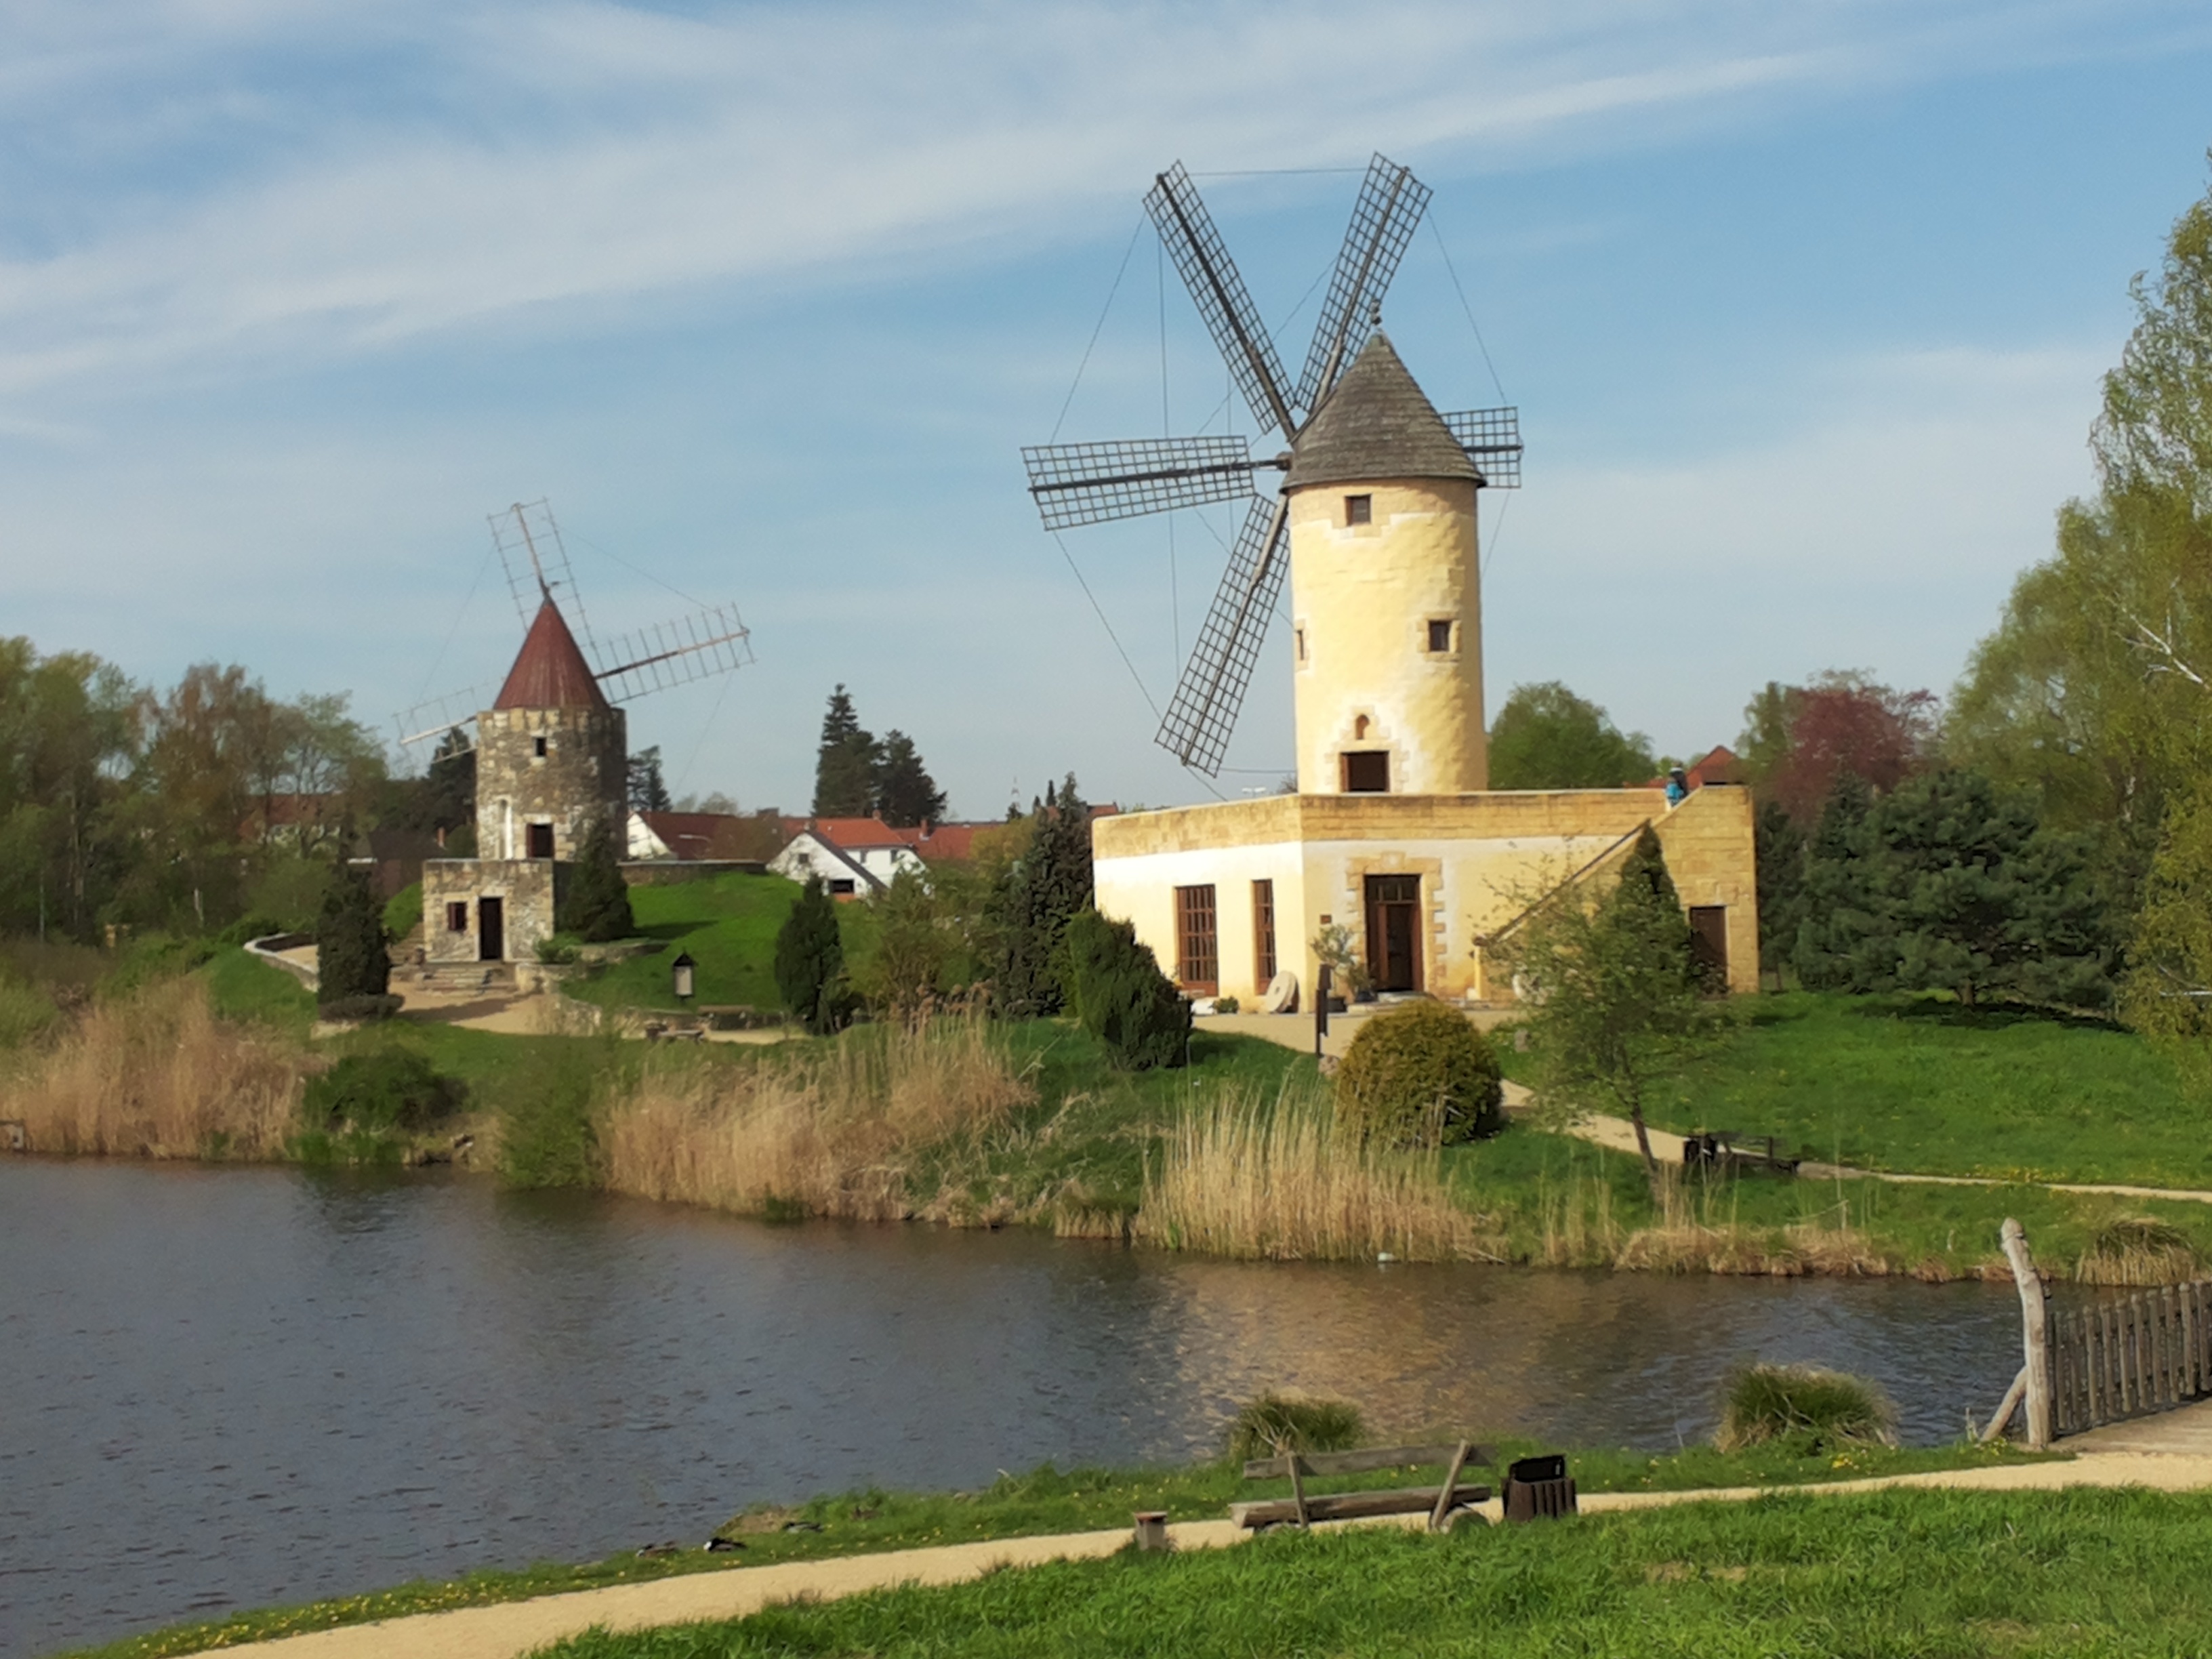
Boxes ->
[303,1050,464,1133]
[1062,909,1190,1070]
[1334,1001,1503,1148]
[316,993,403,1024]
[1226,1392,1364,1463]
[1715,1363,1897,1453]
[1212,994,1241,1014]
[384,882,424,943]
[559,817,636,943]
[535,933,584,965]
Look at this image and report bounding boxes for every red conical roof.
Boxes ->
[495,599,608,710]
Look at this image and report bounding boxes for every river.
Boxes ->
[2,1158,2034,1656]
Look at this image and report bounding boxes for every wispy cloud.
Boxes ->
[0,0,2192,405]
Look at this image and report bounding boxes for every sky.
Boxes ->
[2,1,2209,819]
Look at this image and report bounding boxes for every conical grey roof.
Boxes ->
[1283,331,1477,491]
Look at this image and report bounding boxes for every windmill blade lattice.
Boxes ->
[1023,435,1264,531]
[1145,164,1297,439]
[1295,155,1431,415]
[593,606,754,705]
[1442,408,1524,488]
[1156,495,1291,775]
[491,500,600,661]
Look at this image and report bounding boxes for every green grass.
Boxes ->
[565,871,876,1015]
[197,945,316,1035]
[56,1441,2054,1659]
[535,1486,2212,1659]
[1506,991,2204,1190]
[1441,1117,2212,1277]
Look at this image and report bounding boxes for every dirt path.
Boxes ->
[229,1409,2212,1659]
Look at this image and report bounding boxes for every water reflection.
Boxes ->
[3,1160,2025,1656]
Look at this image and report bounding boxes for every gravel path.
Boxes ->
[229,1406,2212,1659]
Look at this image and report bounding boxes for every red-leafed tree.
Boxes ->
[1746,672,1939,824]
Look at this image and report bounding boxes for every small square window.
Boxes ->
[527,822,555,859]
[1345,494,1372,526]
[1295,627,1307,663]
[1427,619,1453,653]
[533,735,548,758]
[445,901,469,933]
[829,878,857,896]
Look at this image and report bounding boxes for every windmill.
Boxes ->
[394,499,754,754]
[1022,155,1522,777]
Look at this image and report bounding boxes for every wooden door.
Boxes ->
[478,896,505,962]
[1364,875,1422,993]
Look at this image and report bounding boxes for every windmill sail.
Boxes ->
[1441,408,1524,488]
[1022,435,1267,531]
[593,606,754,704]
[1296,155,1432,415]
[1155,495,1291,775]
[1145,164,1297,439]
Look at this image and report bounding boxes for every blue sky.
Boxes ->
[2,1,2209,817]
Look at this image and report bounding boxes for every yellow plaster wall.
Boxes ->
[1092,785,1761,1000]
[1288,476,1485,795]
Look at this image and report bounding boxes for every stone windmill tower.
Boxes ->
[415,501,752,967]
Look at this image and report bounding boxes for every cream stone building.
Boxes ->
[1092,332,1758,1003]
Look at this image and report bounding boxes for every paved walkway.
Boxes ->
[229,1401,2212,1659]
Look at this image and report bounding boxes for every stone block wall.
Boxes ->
[473,705,627,862]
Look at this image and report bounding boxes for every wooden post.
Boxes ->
[1429,1441,1472,1533]
[1132,1511,1170,1552]
[1979,1366,2028,1443]
[2002,1218,2053,1449]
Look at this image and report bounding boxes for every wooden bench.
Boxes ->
[1231,1441,1493,1533]
[1683,1130,1800,1177]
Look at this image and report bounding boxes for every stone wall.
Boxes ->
[1092,784,1760,1001]
[473,705,628,862]
[422,858,563,965]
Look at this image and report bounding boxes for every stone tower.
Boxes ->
[1284,332,1486,796]
[474,598,628,861]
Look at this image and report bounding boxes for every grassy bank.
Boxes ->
[564,872,874,1015]
[1533,991,2204,1189]
[531,1485,2212,1659]
[58,1439,2051,1659]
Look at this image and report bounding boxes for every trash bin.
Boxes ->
[1502,1454,1576,1523]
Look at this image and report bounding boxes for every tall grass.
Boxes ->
[2076,1214,2207,1285]
[0,975,314,1158]
[1715,1361,1898,1452]
[1138,1080,1504,1263]
[597,1017,1034,1222]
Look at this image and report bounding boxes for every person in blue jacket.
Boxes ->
[1664,766,1689,807]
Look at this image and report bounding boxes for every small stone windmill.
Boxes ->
[1022,156,1522,778]
[406,501,753,965]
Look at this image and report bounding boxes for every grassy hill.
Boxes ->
[567,870,876,1015]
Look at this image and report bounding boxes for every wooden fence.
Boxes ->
[2049,1280,2212,1437]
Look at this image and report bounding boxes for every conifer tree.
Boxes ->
[1796,769,2111,1007]
[994,775,1094,1017]
[314,858,389,1006]
[627,747,672,813]
[558,817,635,943]
[1755,799,1807,986]
[775,875,850,1033]
[1792,773,1876,989]
[812,686,878,817]
[872,731,947,828]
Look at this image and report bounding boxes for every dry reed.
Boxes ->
[2075,1216,2207,1286]
[597,1017,1033,1222]
[1137,1081,1503,1263]
[1611,1174,1894,1276]
[1,975,314,1158]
